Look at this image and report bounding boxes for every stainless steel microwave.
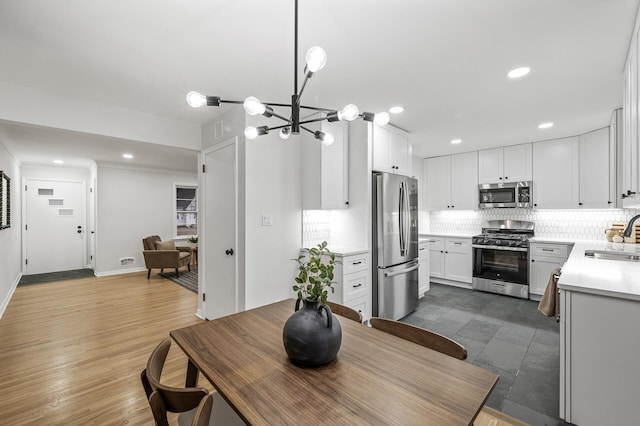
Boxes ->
[478,181,532,208]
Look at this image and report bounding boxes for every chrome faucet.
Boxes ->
[623,214,640,237]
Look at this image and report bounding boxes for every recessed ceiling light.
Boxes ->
[450,139,462,144]
[507,67,531,79]
[538,122,554,129]
[122,153,134,159]
[53,159,64,164]
[389,106,404,114]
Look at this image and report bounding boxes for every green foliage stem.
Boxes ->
[293,241,335,303]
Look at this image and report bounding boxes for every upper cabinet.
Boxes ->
[425,151,478,211]
[533,130,614,209]
[478,144,532,184]
[372,124,412,175]
[579,127,615,208]
[532,137,580,209]
[621,26,640,207]
[302,120,349,210]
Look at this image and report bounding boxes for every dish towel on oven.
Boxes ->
[538,267,561,319]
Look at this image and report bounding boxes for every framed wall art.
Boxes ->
[0,171,10,229]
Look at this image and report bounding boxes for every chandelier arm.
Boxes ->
[300,105,335,113]
[298,116,330,125]
[266,124,292,132]
[262,102,294,108]
[219,99,244,105]
[298,73,310,98]
[268,111,293,123]
[299,125,316,135]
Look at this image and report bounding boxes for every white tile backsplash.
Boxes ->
[302,210,331,248]
[429,208,640,241]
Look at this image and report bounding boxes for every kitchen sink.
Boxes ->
[584,249,640,262]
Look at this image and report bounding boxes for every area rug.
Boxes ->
[160,269,198,293]
[19,268,95,285]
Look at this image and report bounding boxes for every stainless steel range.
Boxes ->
[472,220,534,299]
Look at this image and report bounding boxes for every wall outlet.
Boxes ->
[120,257,135,266]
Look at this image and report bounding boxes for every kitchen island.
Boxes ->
[557,241,640,425]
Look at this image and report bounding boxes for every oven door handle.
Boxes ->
[471,244,528,252]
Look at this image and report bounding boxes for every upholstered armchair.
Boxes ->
[142,235,191,279]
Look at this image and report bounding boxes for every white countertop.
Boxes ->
[420,232,475,239]
[301,246,368,256]
[558,241,640,302]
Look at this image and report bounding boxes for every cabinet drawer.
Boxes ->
[340,254,368,274]
[428,237,444,251]
[446,238,471,254]
[343,270,368,302]
[418,242,429,260]
[531,243,569,259]
[345,295,368,321]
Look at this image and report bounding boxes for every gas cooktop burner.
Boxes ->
[472,220,535,249]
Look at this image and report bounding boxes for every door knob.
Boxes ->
[225,248,234,256]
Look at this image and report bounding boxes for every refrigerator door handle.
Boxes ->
[399,181,405,256]
[384,263,419,277]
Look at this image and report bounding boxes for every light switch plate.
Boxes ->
[261,214,273,226]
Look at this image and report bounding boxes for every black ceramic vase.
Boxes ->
[282,298,342,367]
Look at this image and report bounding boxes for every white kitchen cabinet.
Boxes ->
[418,239,430,297]
[329,251,370,320]
[425,151,478,211]
[560,290,640,425]
[302,120,349,210]
[579,127,614,208]
[529,242,572,297]
[478,144,532,184]
[427,236,472,285]
[532,136,580,209]
[621,26,640,208]
[372,124,412,175]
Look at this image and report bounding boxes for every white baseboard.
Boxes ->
[94,267,146,277]
[195,308,204,319]
[429,278,473,290]
[0,272,22,319]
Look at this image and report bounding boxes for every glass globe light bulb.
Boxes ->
[244,96,266,116]
[321,132,335,146]
[244,126,258,140]
[305,46,327,73]
[337,104,360,121]
[279,128,291,140]
[186,91,206,108]
[374,112,390,126]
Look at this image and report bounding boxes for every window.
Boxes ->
[175,185,197,238]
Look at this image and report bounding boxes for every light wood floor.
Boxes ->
[0,272,208,425]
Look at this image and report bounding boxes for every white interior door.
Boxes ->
[203,139,237,319]
[24,179,87,274]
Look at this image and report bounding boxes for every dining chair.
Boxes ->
[324,301,363,323]
[141,338,212,426]
[369,317,467,360]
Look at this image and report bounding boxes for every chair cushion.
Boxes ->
[155,240,176,250]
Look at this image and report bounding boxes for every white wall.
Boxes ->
[95,165,197,275]
[0,141,22,317]
[243,114,302,309]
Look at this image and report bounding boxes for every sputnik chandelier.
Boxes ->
[185,0,390,146]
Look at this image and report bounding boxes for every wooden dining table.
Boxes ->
[170,299,498,425]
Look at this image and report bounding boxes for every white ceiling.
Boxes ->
[0,0,638,169]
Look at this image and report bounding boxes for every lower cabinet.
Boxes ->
[529,242,573,297]
[418,240,430,297]
[428,236,472,285]
[328,251,370,320]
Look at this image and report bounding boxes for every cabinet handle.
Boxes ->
[419,247,426,251]
[608,201,612,204]
[345,201,349,205]
[499,177,503,180]
[352,261,362,265]
[534,203,537,207]
[542,248,554,252]
[504,176,508,180]
[451,205,455,208]
[453,242,462,245]
[445,251,448,254]
[440,250,444,253]
[531,259,535,262]
[578,202,583,206]
[352,283,363,288]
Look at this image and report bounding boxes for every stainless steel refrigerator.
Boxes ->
[372,172,419,320]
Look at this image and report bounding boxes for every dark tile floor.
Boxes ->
[402,283,573,426]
